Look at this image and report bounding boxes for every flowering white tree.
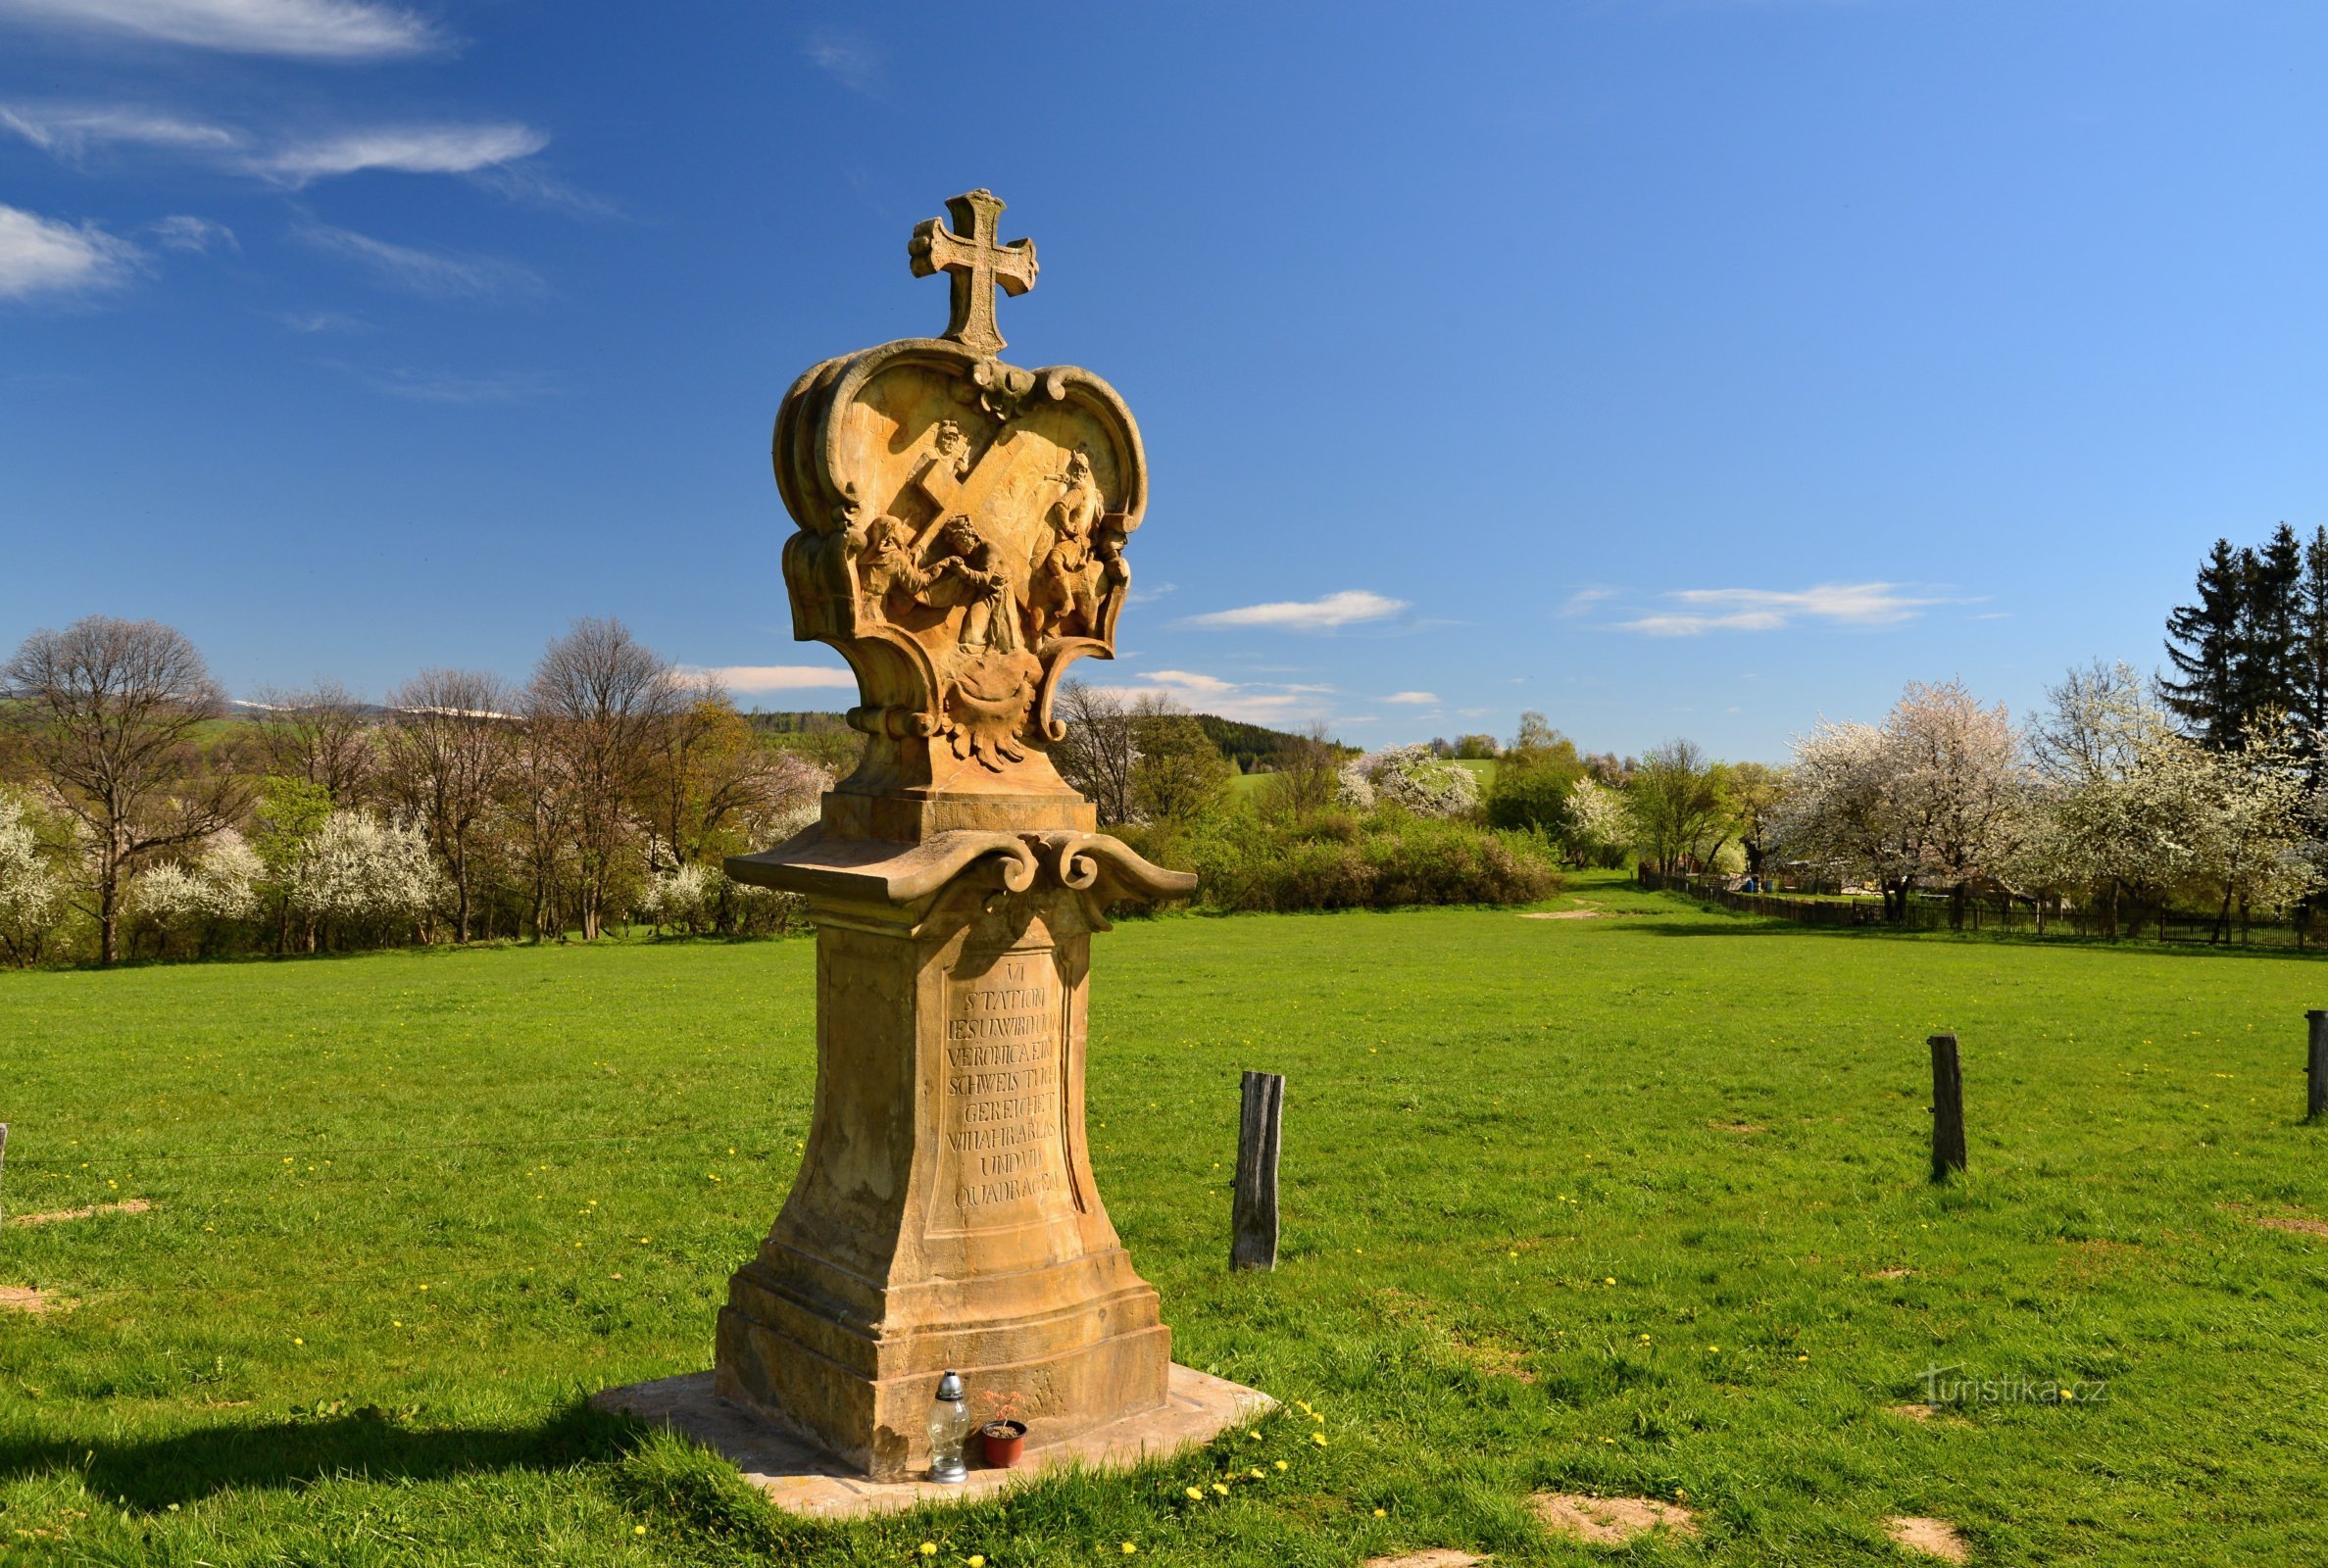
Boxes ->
[2016,662,2212,937]
[1563,776,1631,866]
[2189,715,2315,938]
[1775,682,2026,923]
[1772,719,1919,912]
[1336,744,1481,818]
[288,810,443,943]
[1889,680,2027,925]
[0,792,65,965]
[130,829,261,948]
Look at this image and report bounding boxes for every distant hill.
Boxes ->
[742,708,1342,771]
[1194,714,1352,772]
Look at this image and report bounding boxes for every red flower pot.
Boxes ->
[979,1419,1027,1468]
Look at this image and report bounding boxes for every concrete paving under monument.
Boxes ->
[593,1365,1274,1519]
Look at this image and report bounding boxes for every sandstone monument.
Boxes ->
[598,190,1259,1499]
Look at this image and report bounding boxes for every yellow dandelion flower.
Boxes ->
[292,1337,304,1346]
[1273,1459,1288,1471]
[1605,1277,1616,1286]
[968,1557,986,1568]
[1121,1543,1138,1555]
[918,1544,937,1558]
[2061,1387,2076,1401]
[1185,1487,1204,1501]
[1311,1432,1328,1446]
[1212,1482,1228,1495]
[1249,1467,1264,1479]
[1372,1507,1387,1518]
[633,1525,647,1536]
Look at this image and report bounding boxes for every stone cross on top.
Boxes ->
[909,188,1038,358]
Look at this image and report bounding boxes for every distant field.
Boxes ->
[4,872,2327,1564]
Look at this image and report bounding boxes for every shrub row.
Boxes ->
[1120,807,1561,913]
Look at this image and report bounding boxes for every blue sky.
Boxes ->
[5,0,2326,760]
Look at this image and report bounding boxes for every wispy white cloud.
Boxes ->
[1615,582,1951,636]
[353,367,554,404]
[1382,691,1439,706]
[468,161,622,220]
[0,0,441,59]
[271,307,368,332]
[804,28,883,96]
[1090,668,1335,725]
[264,122,546,184]
[1559,585,1619,617]
[3,102,571,204]
[148,213,235,252]
[0,204,143,299]
[294,221,542,300]
[689,664,857,695]
[1183,589,1408,632]
[0,102,240,157]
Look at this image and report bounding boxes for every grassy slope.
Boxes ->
[3,872,2326,1564]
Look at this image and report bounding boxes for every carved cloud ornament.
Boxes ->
[776,189,1148,793]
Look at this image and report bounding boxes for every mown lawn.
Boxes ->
[4,871,2327,1565]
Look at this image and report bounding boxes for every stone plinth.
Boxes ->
[594,1363,1273,1519]
[718,829,1193,1481]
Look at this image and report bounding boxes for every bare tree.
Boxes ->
[1052,679,1139,824]
[640,675,799,868]
[1628,738,1734,876]
[526,617,676,940]
[1260,721,1340,819]
[3,616,249,964]
[246,679,376,806]
[382,668,517,943]
[1129,695,1229,824]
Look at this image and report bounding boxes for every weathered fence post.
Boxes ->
[1231,1071,1283,1271]
[0,1123,10,1224]
[1929,1034,1966,1182]
[2307,1012,2328,1123]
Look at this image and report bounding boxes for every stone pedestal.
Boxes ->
[686,186,1217,1488]
[718,827,1192,1481]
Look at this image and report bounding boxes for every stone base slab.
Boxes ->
[592,1363,1273,1520]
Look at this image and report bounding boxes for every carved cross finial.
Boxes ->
[909,189,1038,358]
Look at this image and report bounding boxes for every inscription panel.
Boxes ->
[935,947,1070,1230]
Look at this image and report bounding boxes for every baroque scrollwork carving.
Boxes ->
[775,191,1148,794]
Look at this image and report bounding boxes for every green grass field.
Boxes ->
[5,872,2327,1564]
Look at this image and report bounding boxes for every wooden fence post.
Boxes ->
[1929,1035,1966,1182]
[0,1123,9,1224]
[2307,1012,2328,1123]
[1231,1071,1284,1271]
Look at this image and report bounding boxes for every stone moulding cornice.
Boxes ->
[725,827,1194,914]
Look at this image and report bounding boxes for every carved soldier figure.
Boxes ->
[1028,448,1104,643]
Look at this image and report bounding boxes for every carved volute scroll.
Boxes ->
[776,191,1149,838]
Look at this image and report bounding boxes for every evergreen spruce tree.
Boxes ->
[2242,522,2303,732]
[2303,525,2328,772]
[2161,537,2251,748]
